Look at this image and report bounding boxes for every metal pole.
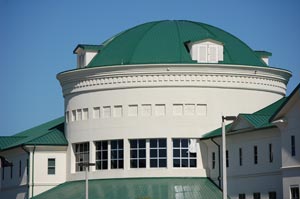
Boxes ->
[222,117,227,199]
[85,166,88,199]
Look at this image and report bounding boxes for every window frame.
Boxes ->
[95,141,108,170]
[173,138,197,168]
[239,148,243,166]
[130,139,146,168]
[111,139,124,169]
[149,138,167,168]
[47,158,56,175]
[290,186,299,199]
[254,145,258,164]
[74,142,90,172]
[291,135,296,156]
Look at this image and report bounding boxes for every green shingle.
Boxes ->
[87,20,267,67]
[0,117,67,151]
[33,177,223,199]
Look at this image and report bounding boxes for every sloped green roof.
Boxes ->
[0,117,67,151]
[201,97,287,139]
[254,51,272,57]
[33,177,223,199]
[88,20,267,67]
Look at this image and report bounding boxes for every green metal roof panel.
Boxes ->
[25,129,68,146]
[0,136,26,150]
[201,97,287,139]
[33,177,223,199]
[88,20,267,67]
[0,117,67,151]
[254,51,272,57]
[201,124,232,139]
[254,97,287,115]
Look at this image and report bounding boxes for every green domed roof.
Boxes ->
[88,20,267,67]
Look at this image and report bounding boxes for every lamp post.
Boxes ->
[222,116,236,199]
[78,162,96,199]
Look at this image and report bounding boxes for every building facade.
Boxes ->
[0,20,298,199]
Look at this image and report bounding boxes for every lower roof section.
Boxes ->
[33,177,222,199]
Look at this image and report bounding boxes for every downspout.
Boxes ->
[211,138,221,188]
[31,145,36,199]
[21,146,30,199]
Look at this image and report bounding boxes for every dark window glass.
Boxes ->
[226,150,229,167]
[253,192,261,199]
[74,142,89,172]
[238,193,246,199]
[239,148,242,166]
[95,141,108,170]
[269,191,276,199]
[111,140,124,169]
[173,139,197,168]
[291,187,299,199]
[269,144,273,163]
[291,136,296,156]
[254,146,258,164]
[212,152,215,169]
[130,139,146,168]
[48,158,55,175]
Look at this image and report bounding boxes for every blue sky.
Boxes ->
[0,0,299,136]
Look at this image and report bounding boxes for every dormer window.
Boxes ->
[189,39,224,63]
[73,44,103,68]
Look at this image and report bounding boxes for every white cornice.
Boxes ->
[57,64,291,97]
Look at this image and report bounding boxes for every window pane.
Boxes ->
[150,139,157,148]
[181,139,188,147]
[181,149,188,157]
[182,159,188,167]
[159,139,166,147]
[130,140,137,148]
[131,160,137,168]
[139,159,146,168]
[139,149,146,158]
[159,149,166,157]
[150,159,157,168]
[139,140,146,148]
[173,139,180,147]
[159,159,167,167]
[173,149,180,157]
[131,150,137,158]
[190,159,197,167]
[150,149,157,157]
[173,159,180,167]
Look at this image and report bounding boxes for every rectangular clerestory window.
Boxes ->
[239,148,243,166]
[254,146,258,164]
[291,136,296,156]
[111,140,123,169]
[150,139,167,168]
[269,144,273,163]
[75,142,89,172]
[48,158,55,175]
[212,152,215,169]
[95,141,108,170]
[130,139,146,168]
[226,150,229,167]
[173,139,197,168]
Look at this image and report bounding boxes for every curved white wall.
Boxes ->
[57,64,291,181]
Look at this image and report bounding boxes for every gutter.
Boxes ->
[21,146,30,199]
[211,138,221,188]
[31,145,36,198]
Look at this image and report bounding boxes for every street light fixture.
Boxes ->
[78,162,96,199]
[222,115,237,199]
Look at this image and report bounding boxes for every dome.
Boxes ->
[88,20,267,67]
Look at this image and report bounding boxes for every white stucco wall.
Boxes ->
[57,64,290,182]
[203,127,283,198]
[276,93,300,199]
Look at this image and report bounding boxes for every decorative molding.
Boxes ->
[60,72,287,97]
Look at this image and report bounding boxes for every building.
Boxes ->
[0,20,298,199]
